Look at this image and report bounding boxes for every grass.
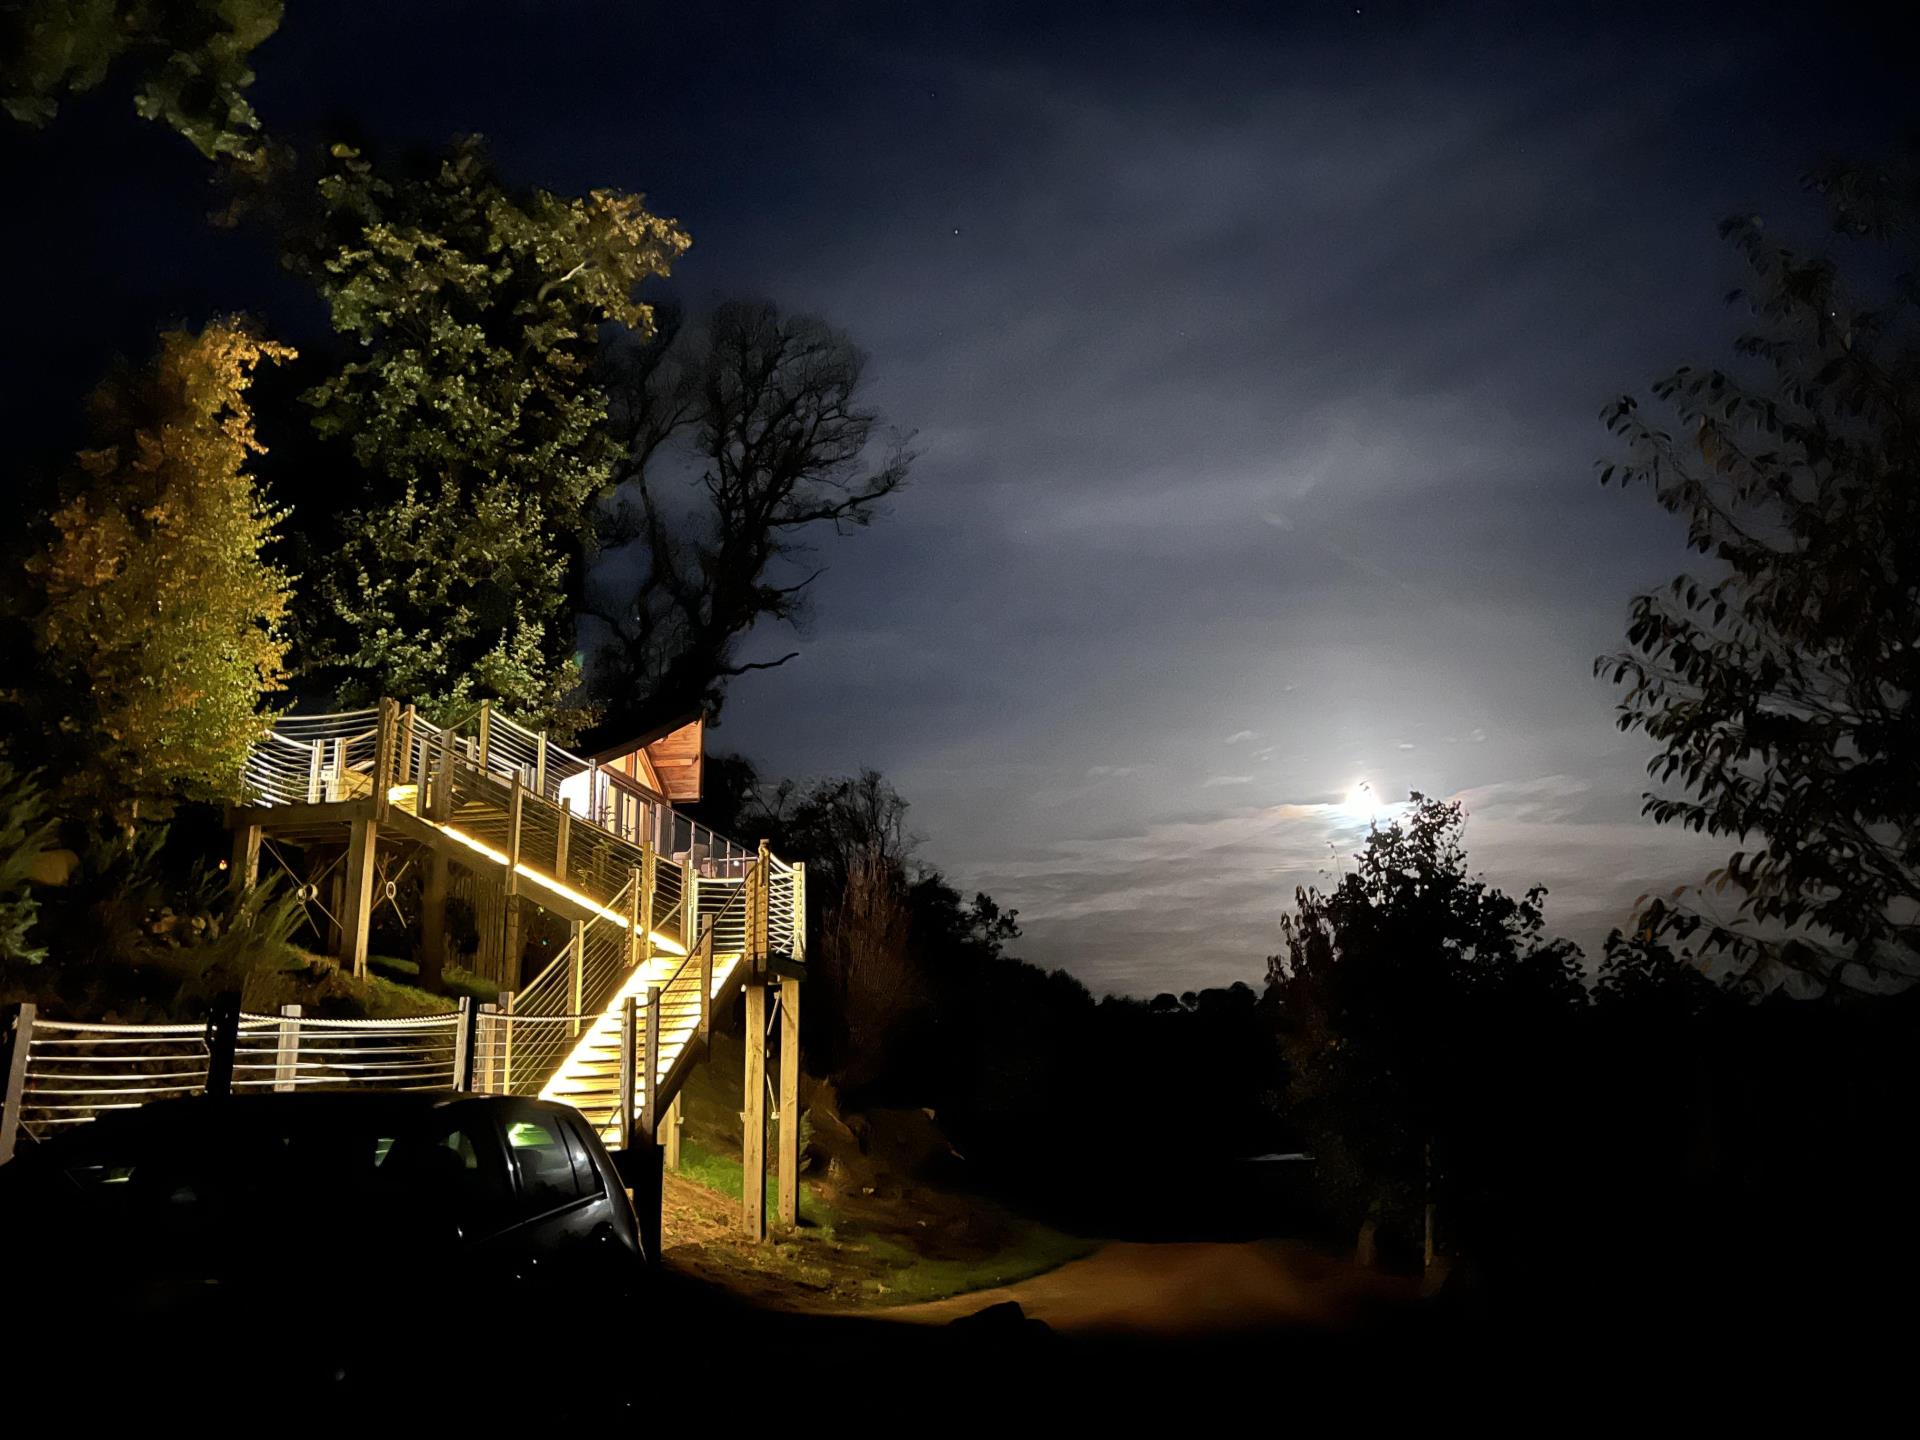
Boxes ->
[367,952,501,1005]
[669,1137,1096,1306]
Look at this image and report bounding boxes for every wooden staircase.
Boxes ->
[235,699,804,1145]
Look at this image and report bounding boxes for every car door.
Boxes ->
[491,1100,627,1301]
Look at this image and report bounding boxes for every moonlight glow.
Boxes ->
[1342,781,1377,820]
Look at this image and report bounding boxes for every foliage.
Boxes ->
[0,0,281,159]
[589,301,912,735]
[289,136,689,733]
[0,763,57,964]
[31,320,293,824]
[1598,156,1920,991]
[1267,795,1586,1252]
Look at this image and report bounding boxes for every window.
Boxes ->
[381,1116,512,1235]
[502,1107,587,1213]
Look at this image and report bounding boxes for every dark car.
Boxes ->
[0,1091,647,1398]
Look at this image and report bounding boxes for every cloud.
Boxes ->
[1202,774,1255,788]
[1223,730,1258,745]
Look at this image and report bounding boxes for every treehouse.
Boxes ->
[225,696,805,1238]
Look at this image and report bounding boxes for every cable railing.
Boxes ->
[232,1013,460,1095]
[10,1011,466,1142]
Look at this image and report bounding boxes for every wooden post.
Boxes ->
[421,848,449,990]
[643,984,662,1142]
[792,862,807,965]
[555,800,572,883]
[699,933,713,1043]
[619,995,637,1151]
[341,816,379,978]
[453,997,477,1091]
[568,920,586,1035]
[640,849,657,965]
[681,860,697,957]
[229,821,261,895]
[273,1004,301,1091]
[0,1003,36,1164]
[502,774,524,987]
[663,1092,682,1172]
[306,738,323,804]
[777,979,802,1229]
[742,981,768,1241]
[204,996,240,1099]
[533,733,548,799]
[754,841,773,977]
[627,866,644,970]
[398,704,416,807]
[500,991,515,1094]
[475,700,493,772]
[373,697,398,821]
[433,722,454,821]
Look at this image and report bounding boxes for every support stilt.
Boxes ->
[777,979,801,1229]
[742,982,768,1241]
[229,821,261,895]
[341,818,379,978]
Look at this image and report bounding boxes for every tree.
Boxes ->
[0,764,56,964]
[588,300,912,736]
[1,0,282,160]
[1598,157,1920,991]
[32,320,294,824]
[1267,796,1585,1259]
[289,137,689,732]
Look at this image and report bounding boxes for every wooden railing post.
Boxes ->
[749,840,772,979]
[0,1002,37,1164]
[555,799,572,882]
[533,733,548,800]
[502,773,524,985]
[475,700,493,772]
[273,1004,301,1092]
[397,704,416,804]
[619,995,637,1150]
[643,984,662,1141]
[640,849,657,966]
[500,991,516,1094]
[627,866,643,969]
[453,997,478,1091]
[699,933,713,1043]
[373,697,398,821]
[681,859,697,957]
[568,920,586,1037]
[433,721,454,821]
[792,861,807,965]
[204,996,240,1099]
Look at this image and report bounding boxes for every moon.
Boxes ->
[1342,780,1377,819]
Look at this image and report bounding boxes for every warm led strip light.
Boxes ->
[429,818,688,956]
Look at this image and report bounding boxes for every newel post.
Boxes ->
[0,1002,37,1164]
[204,996,241,1099]
[273,1004,301,1092]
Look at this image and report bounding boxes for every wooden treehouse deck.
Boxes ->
[218,696,807,1236]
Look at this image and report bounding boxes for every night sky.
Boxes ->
[3,2,1910,994]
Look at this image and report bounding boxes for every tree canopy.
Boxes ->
[287,137,690,733]
[1,0,282,159]
[1599,158,1920,991]
[31,320,294,823]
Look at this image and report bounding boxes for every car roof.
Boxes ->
[22,1091,577,1159]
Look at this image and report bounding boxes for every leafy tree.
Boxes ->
[1267,796,1585,1258]
[31,320,293,825]
[1,0,281,159]
[0,764,56,964]
[589,301,912,736]
[1598,157,1920,992]
[289,137,689,732]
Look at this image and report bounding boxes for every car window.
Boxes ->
[560,1117,605,1199]
[380,1116,513,1236]
[502,1108,587,1214]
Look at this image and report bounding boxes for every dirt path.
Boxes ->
[874,1239,1418,1337]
